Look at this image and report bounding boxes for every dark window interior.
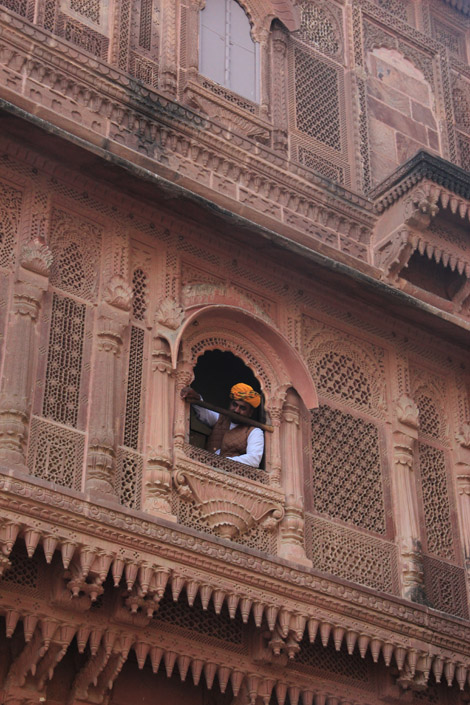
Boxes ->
[401,250,466,300]
[189,349,263,450]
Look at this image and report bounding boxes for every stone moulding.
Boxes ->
[173,458,284,539]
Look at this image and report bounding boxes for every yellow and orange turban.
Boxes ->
[230,383,261,409]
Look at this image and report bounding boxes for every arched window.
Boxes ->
[199,0,260,103]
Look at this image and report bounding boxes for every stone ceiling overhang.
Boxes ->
[371,151,470,215]
[371,152,470,315]
[442,0,470,15]
[2,100,470,350]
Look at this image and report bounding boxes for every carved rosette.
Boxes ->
[174,462,284,540]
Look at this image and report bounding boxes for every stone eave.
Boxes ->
[2,468,470,687]
[442,0,470,14]
[371,151,470,213]
[2,99,470,352]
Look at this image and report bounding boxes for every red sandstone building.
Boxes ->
[0,0,470,704]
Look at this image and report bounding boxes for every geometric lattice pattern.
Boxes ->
[183,443,268,485]
[416,393,442,440]
[310,406,386,534]
[115,448,143,510]
[294,47,341,150]
[123,326,144,450]
[42,294,86,428]
[2,546,40,593]
[0,0,28,15]
[458,133,470,171]
[298,2,341,56]
[433,19,464,56]
[298,145,345,183]
[423,555,468,619]
[70,0,99,23]
[59,15,109,58]
[138,0,152,49]
[294,636,370,683]
[27,416,84,491]
[49,208,101,301]
[129,53,159,88]
[305,514,399,594]
[377,0,408,20]
[0,180,21,269]
[453,86,470,132]
[172,494,277,555]
[418,443,454,560]
[314,352,373,411]
[131,268,148,321]
[154,592,244,648]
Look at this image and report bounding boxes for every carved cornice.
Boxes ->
[1,468,470,666]
[442,0,470,16]
[372,151,470,214]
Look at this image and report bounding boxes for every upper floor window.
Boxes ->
[199,0,260,103]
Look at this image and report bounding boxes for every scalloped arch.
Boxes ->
[175,306,317,409]
[224,0,300,37]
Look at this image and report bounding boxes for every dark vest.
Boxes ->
[207,415,252,458]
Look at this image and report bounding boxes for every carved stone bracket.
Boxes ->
[174,460,284,539]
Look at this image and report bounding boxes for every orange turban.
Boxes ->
[230,383,261,409]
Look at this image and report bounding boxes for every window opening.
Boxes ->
[401,250,466,301]
[199,0,260,103]
[187,349,265,469]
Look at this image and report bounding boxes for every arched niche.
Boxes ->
[174,305,317,411]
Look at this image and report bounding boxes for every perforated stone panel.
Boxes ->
[154,592,243,648]
[0,179,21,269]
[3,546,40,593]
[418,443,454,560]
[458,133,470,170]
[56,14,109,59]
[131,268,148,321]
[310,405,386,534]
[123,326,145,451]
[423,555,468,619]
[28,416,84,491]
[305,514,399,594]
[416,393,442,440]
[42,294,86,428]
[298,145,345,184]
[49,208,102,302]
[298,1,341,57]
[294,637,370,683]
[115,448,143,509]
[183,443,268,485]
[315,352,373,410]
[377,0,408,21]
[453,85,470,132]
[294,47,341,150]
[70,0,99,24]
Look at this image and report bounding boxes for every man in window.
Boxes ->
[181,383,264,468]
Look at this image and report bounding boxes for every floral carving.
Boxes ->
[155,299,184,330]
[103,275,133,311]
[456,424,470,449]
[396,396,419,429]
[19,238,53,276]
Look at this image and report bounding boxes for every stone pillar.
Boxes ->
[270,24,289,155]
[159,0,180,97]
[0,240,51,469]
[454,424,470,569]
[142,336,176,519]
[279,389,312,567]
[256,28,270,121]
[86,282,130,499]
[392,396,425,603]
[173,360,193,451]
[268,403,282,488]
[183,0,205,82]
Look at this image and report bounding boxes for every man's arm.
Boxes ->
[181,386,219,427]
[227,427,264,467]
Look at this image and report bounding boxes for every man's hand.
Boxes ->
[180,386,201,403]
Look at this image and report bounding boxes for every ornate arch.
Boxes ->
[175,306,317,410]
[198,0,300,39]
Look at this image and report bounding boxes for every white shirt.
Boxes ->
[194,405,264,468]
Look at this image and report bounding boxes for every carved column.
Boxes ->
[454,425,470,569]
[159,0,180,97]
[270,24,289,155]
[183,0,205,82]
[85,280,131,499]
[392,397,425,602]
[268,403,282,488]
[279,389,312,567]
[0,241,51,469]
[142,336,176,519]
[255,28,270,121]
[173,361,193,450]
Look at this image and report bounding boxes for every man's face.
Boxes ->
[229,399,254,418]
